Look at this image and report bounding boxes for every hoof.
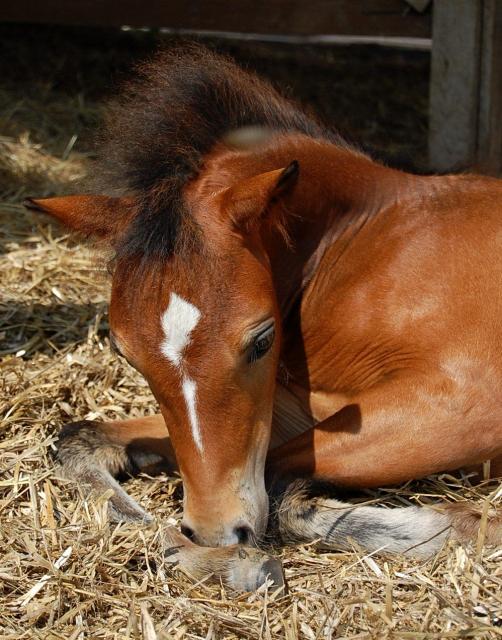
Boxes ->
[226,547,287,593]
[162,525,287,593]
[257,557,286,590]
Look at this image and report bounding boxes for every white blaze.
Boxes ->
[160,293,201,367]
[182,376,203,452]
[160,293,204,452]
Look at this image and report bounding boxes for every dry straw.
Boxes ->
[1,34,501,640]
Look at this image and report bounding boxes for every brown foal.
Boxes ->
[24,45,501,591]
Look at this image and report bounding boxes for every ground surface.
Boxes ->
[1,25,501,639]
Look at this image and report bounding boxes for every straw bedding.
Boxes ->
[0,26,501,639]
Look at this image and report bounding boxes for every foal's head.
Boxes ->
[25,43,327,545]
[26,157,299,545]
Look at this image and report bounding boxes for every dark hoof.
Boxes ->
[257,558,287,592]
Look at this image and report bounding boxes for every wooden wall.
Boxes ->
[429,0,502,174]
[1,0,501,175]
[0,1,431,37]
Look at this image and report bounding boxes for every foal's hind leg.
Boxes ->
[267,381,502,556]
[57,414,175,522]
[271,479,452,557]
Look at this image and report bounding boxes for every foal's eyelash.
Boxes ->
[247,325,275,363]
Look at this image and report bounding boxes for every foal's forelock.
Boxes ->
[161,292,204,453]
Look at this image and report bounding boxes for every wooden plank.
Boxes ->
[428,0,482,172]
[477,0,502,175]
[0,0,431,37]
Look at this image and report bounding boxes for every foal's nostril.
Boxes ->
[234,525,254,545]
[181,524,195,541]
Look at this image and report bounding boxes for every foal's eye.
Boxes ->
[249,324,275,363]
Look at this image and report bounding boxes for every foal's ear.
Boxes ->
[222,161,299,228]
[23,195,135,240]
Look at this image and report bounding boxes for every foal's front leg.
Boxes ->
[57,414,175,522]
[163,527,285,592]
[56,414,285,591]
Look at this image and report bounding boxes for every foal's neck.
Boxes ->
[256,136,419,320]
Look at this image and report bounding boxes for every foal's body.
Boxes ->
[271,165,502,485]
[27,46,502,591]
[91,145,502,483]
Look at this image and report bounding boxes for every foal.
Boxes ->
[25,45,502,591]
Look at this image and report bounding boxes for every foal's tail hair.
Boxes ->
[276,481,502,557]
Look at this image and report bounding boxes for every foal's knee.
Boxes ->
[56,420,153,524]
[57,420,130,477]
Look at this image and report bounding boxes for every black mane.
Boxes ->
[96,43,336,261]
